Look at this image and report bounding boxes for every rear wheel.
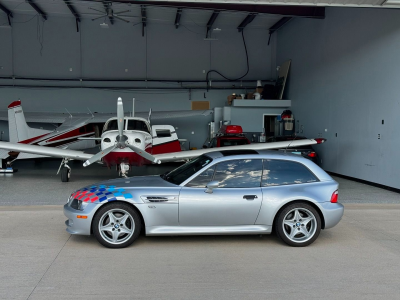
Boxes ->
[60,166,70,182]
[93,203,141,248]
[275,202,321,247]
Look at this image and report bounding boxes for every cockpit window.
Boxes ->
[104,120,125,132]
[127,120,150,133]
[104,119,149,133]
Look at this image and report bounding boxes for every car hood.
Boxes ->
[85,175,177,190]
[69,176,178,204]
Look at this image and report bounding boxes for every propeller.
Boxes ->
[117,97,124,143]
[83,145,116,167]
[83,97,161,167]
[126,144,161,164]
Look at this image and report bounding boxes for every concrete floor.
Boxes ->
[1,158,399,205]
[0,205,399,300]
[1,158,400,299]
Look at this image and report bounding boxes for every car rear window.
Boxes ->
[262,159,318,186]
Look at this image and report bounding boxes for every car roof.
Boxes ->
[205,149,304,160]
[204,149,332,181]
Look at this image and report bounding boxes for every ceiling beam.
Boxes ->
[206,11,219,38]
[26,0,47,20]
[0,2,12,26]
[268,17,292,45]
[103,1,114,25]
[102,1,325,19]
[0,2,13,18]
[269,17,292,34]
[63,0,81,22]
[174,8,182,29]
[141,5,146,37]
[237,13,256,32]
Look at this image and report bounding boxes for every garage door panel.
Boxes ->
[81,19,146,79]
[13,16,80,78]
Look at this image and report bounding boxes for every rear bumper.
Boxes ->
[63,203,99,235]
[318,202,344,229]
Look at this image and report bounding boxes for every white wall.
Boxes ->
[277,7,400,188]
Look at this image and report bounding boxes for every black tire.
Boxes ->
[275,202,321,247]
[93,202,141,248]
[60,166,70,182]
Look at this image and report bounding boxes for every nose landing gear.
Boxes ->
[118,162,130,178]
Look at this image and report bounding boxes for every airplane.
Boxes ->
[0,98,212,180]
[0,98,327,182]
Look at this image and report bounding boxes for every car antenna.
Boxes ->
[284,132,297,153]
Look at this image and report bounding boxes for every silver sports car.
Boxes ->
[64,150,344,248]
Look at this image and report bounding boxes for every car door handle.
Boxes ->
[243,195,258,200]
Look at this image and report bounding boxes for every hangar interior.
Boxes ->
[1,1,400,298]
[1,1,399,190]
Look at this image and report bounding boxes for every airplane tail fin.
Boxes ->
[8,100,51,143]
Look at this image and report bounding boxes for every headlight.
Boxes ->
[69,199,89,211]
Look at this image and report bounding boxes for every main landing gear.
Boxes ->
[58,158,71,182]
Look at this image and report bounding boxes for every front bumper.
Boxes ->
[63,203,100,235]
[318,202,344,229]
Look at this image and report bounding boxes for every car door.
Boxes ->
[179,159,263,226]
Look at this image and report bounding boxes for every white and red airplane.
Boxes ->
[0,98,326,182]
[0,98,211,180]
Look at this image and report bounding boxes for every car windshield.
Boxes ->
[162,155,213,185]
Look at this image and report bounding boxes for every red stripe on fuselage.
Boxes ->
[19,133,49,144]
[47,128,94,143]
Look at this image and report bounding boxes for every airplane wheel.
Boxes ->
[61,166,70,182]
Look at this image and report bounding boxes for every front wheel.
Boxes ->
[275,203,321,247]
[93,203,141,248]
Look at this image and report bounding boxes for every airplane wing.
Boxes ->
[0,141,92,161]
[154,138,326,162]
[0,110,213,123]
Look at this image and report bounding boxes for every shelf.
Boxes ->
[232,100,291,108]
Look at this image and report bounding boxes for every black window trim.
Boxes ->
[261,159,320,187]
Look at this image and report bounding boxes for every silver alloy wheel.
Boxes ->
[282,208,317,243]
[98,208,135,245]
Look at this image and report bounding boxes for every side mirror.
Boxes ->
[205,181,219,194]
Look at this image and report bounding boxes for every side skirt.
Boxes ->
[146,225,271,236]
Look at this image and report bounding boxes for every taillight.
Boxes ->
[315,138,326,144]
[331,190,338,203]
[308,152,317,158]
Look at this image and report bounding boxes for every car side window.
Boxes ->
[213,159,263,188]
[186,166,216,188]
[262,159,318,187]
